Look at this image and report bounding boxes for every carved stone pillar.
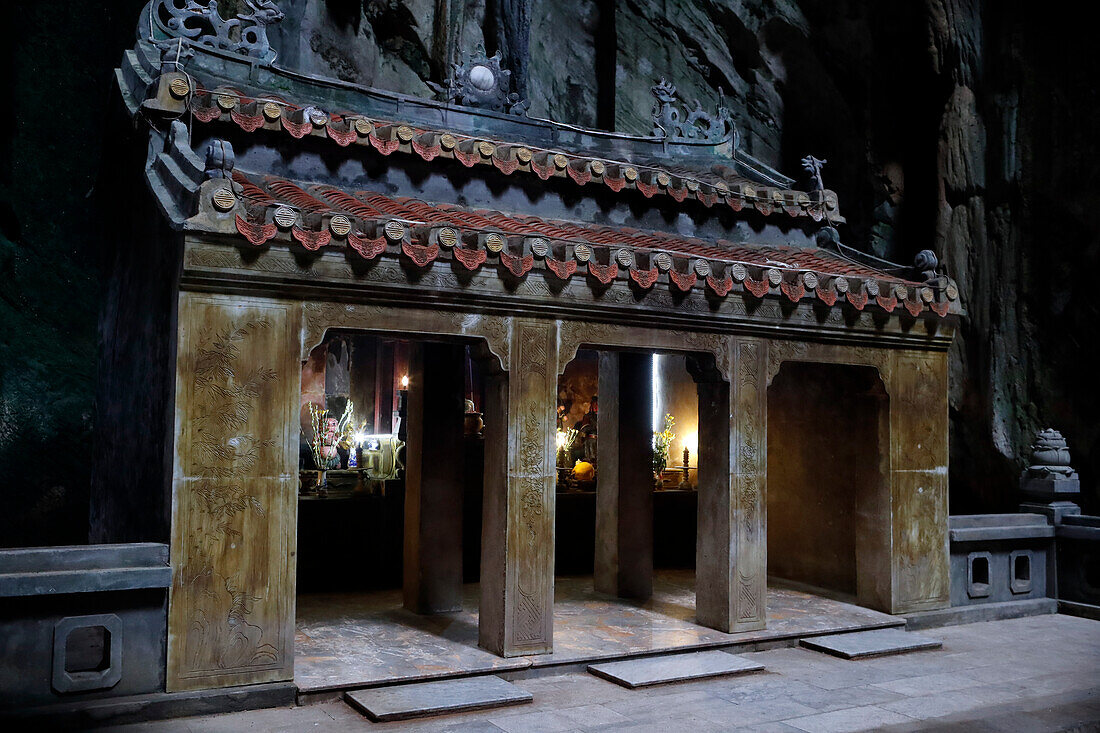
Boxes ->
[167,293,300,691]
[403,342,466,614]
[479,319,557,656]
[696,337,766,633]
[595,351,654,599]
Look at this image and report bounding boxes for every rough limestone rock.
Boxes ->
[527,0,599,126]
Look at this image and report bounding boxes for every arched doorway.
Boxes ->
[294,328,509,690]
[766,361,891,611]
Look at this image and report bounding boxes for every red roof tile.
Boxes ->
[235,171,912,283]
[218,170,960,317]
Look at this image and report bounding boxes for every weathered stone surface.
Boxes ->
[799,628,942,659]
[904,598,1057,630]
[528,0,599,126]
[344,676,531,721]
[588,650,764,688]
[166,294,301,691]
[948,513,1053,542]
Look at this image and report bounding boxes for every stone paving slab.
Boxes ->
[344,676,532,721]
[798,628,941,659]
[295,571,900,692]
[587,649,765,688]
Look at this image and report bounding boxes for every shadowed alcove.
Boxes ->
[767,361,891,611]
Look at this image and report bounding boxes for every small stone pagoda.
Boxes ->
[103,0,961,693]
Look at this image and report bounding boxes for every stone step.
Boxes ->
[799,628,942,659]
[588,650,765,689]
[344,676,532,722]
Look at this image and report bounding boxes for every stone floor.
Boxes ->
[295,571,900,692]
[109,613,1100,732]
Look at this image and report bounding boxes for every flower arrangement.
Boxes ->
[652,413,676,474]
[556,427,579,465]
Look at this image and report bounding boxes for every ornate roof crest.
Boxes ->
[801,155,826,191]
[152,0,284,62]
[650,79,735,145]
[439,44,529,116]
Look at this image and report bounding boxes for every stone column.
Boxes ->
[595,351,654,599]
[696,337,766,633]
[479,319,557,656]
[887,350,950,614]
[403,342,466,614]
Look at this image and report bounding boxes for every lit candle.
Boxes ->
[401,374,409,388]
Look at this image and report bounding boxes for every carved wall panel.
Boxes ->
[889,350,950,612]
[504,319,558,653]
[300,302,510,371]
[766,339,889,386]
[730,337,768,628]
[557,321,731,381]
[185,240,956,352]
[168,293,301,691]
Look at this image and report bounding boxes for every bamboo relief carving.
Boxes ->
[190,320,279,477]
[172,308,290,686]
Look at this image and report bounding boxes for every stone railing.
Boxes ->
[916,428,1099,629]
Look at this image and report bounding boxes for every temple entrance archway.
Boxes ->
[292,323,524,690]
[552,342,733,636]
[766,361,891,611]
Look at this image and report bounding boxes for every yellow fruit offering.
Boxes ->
[572,460,595,481]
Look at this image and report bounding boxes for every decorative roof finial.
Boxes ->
[913,250,939,282]
[152,0,284,63]
[440,43,529,116]
[650,79,734,145]
[204,139,235,180]
[801,155,826,191]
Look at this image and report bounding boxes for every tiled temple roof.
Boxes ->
[213,170,956,317]
[184,87,841,224]
[119,4,959,322]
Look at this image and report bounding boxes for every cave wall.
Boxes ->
[1,0,1096,546]
[3,0,149,547]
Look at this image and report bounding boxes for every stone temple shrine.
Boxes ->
[24,1,1069,724]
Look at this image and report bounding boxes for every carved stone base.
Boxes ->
[1020,500,1081,525]
[1020,477,1082,501]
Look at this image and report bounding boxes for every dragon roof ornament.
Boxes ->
[801,155,826,191]
[651,78,736,147]
[151,0,284,63]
